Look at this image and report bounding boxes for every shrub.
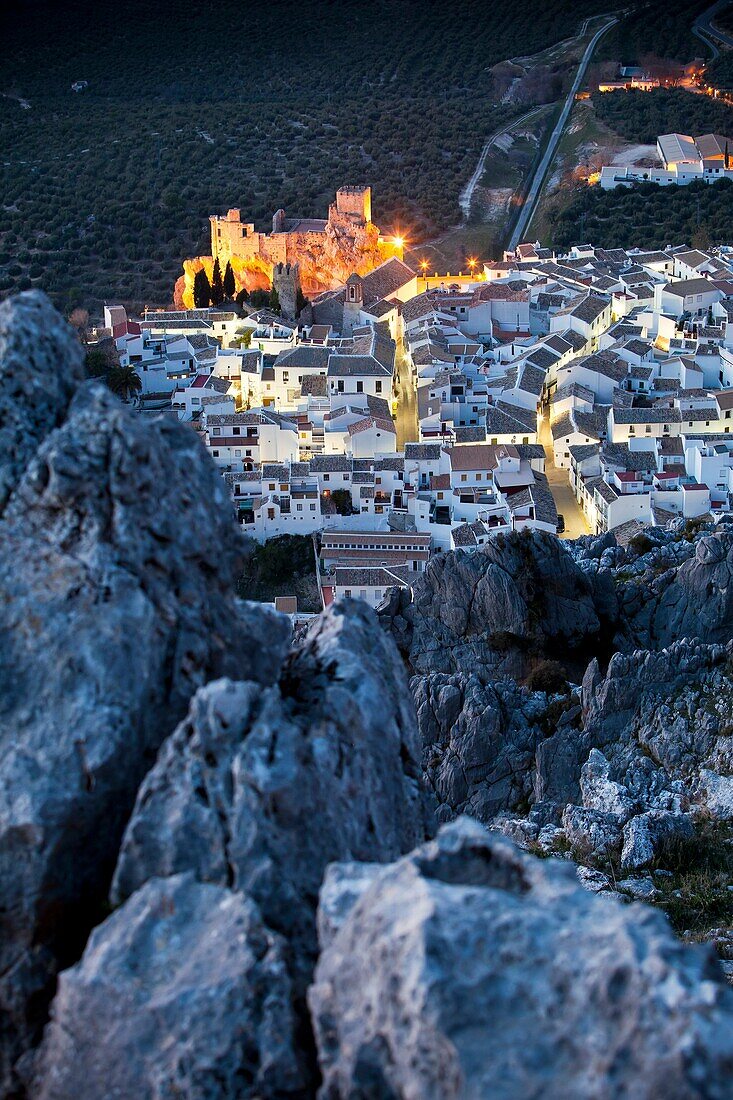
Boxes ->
[683,516,708,541]
[236,534,316,596]
[330,489,353,516]
[525,659,568,694]
[628,532,653,556]
[652,821,733,935]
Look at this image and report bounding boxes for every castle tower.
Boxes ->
[335,186,371,226]
[272,208,286,233]
[272,261,302,320]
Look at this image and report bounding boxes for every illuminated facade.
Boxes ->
[176,187,403,308]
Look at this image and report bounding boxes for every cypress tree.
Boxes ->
[223,260,235,300]
[210,257,224,306]
[269,284,281,313]
[193,268,211,308]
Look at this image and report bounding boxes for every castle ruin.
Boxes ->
[175,186,403,310]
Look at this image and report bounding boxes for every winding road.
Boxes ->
[507,15,618,251]
[693,0,733,59]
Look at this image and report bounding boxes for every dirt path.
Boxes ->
[459,107,542,220]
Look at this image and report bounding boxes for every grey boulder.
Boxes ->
[0,378,287,1088]
[310,817,733,1099]
[413,671,559,823]
[0,291,84,511]
[620,531,733,649]
[32,874,302,1099]
[112,599,429,990]
[392,530,617,679]
[561,804,623,863]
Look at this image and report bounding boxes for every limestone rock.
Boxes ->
[0,291,84,511]
[580,748,637,821]
[561,805,623,862]
[620,531,733,649]
[537,641,733,817]
[413,671,555,823]
[317,862,383,951]
[620,815,657,872]
[0,378,286,1090]
[32,874,302,1099]
[310,818,733,1100]
[396,530,617,679]
[617,876,658,901]
[621,811,694,873]
[697,769,733,820]
[575,865,614,894]
[112,600,429,991]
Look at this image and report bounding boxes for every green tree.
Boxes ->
[106,364,142,402]
[330,489,353,515]
[269,284,281,313]
[248,288,271,308]
[691,225,711,250]
[223,260,235,299]
[211,257,224,306]
[235,287,250,306]
[85,346,113,378]
[193,268,211,308]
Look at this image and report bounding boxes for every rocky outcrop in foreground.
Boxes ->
[310,818,733,1099]
[383,529,618,679]
[0,294,293,1092]
[381,527,733,982]
[111,600,429,994]
[33,874,301,1099]
[4,293,733,1097]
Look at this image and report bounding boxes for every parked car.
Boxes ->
[556,513,565,534]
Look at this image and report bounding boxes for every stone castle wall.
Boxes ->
[175,188,402,309]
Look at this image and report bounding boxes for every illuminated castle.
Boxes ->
[175,187,403,309]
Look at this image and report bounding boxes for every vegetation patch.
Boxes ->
[594,88,733,146]
[547,179,733,250]
[595,0,711,65]
[236,534,320,612]
[525,659,569,694]
[651,821,733,937]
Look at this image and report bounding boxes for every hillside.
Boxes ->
[594,87,733,146]
[0,0,710,312]
[547,178,733,250]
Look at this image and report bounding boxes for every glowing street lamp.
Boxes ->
[467,257,478,277]
[420,258,429,277]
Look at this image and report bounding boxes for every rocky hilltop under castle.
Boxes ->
[175,186,404,309]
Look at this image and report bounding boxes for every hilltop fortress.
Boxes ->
[175,186,404,310]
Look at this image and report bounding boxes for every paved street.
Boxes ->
[539,413,590,540]
[508,15,617,250]
[395,344,418,450]
[694,0,733,58]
